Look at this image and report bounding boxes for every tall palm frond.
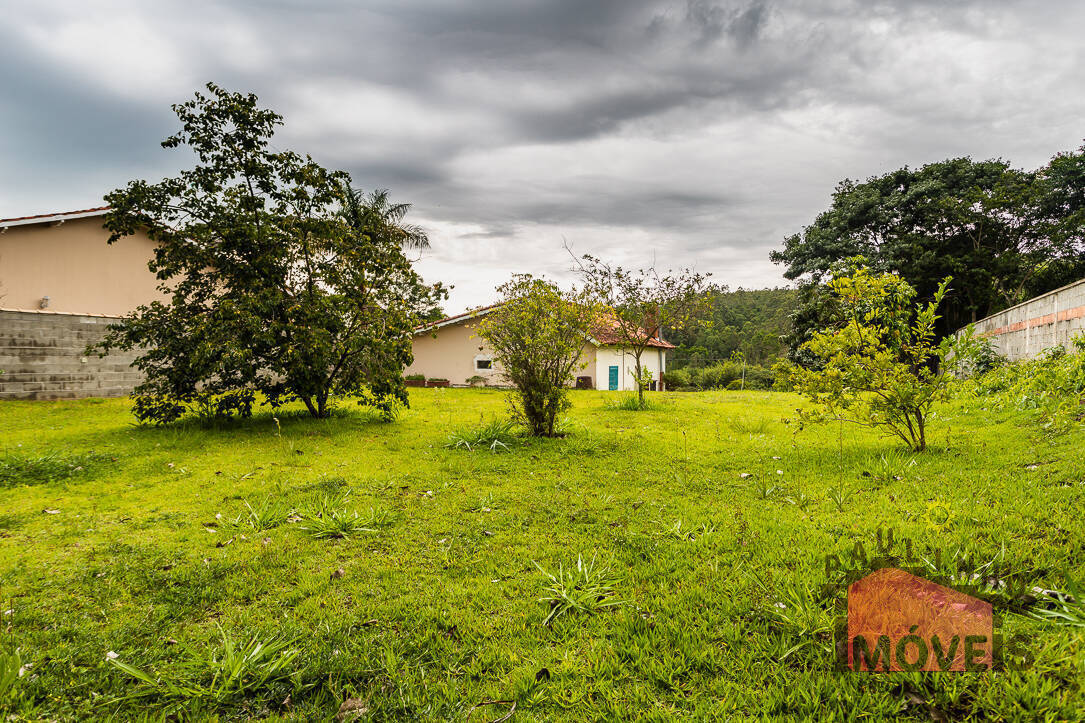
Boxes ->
[340,185,430,250]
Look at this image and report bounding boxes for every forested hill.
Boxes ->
[665,287,797,368]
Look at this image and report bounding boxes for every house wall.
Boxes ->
[406,319,606,389]
[406,319,500,385]
[963,278,1085,361]
[594,346,666,391]
[576,345,597,388]
[0,217,166,316]
[0,309,143,400]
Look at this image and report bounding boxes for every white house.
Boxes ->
[406,305,673,390]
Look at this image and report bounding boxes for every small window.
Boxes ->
[475,357,493,370]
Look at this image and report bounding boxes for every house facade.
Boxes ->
[0,207,164,400]
[406,306,672,390]
[0,207,166,316]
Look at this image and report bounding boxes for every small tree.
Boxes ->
[476,276,597,437]
[95,83,445,423]
[779,263,960,451]
[574,254,711,406]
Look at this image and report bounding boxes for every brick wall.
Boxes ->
[965,278,1085,361]
[0,309,142,400]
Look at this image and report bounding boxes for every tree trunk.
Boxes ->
[635,355,644,406]
[300,395,319,418]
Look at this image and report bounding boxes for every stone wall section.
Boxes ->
[0,308,142,400]
[965,279,1085,361]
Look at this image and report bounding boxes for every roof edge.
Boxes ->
[0,206,111,229]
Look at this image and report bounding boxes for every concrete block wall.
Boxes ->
[966,279,1085,361]
[0,309,143,400]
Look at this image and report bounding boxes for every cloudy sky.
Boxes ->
[2,0,1083,312]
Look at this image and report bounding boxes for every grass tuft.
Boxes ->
[108,626,301,714]
[230,497,292,532]
[444,419,518,452]
[605,394,663,411]
[534,553,622,626]
[300,498,391,540]
[0,450,108,487]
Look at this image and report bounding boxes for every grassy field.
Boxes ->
[1,388,1083,720]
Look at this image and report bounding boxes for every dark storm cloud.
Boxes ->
[0,25,175,179]
[2,0,1083,308]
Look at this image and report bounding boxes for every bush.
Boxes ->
[405,373,425,381]
[961,335,1085,432]
[664,363,776,391]
[661,368,690,388]
[477,276,598,437]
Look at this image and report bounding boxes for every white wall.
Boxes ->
[594,346,666,391]
[964,278,1085,361]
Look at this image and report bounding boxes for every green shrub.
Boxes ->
[743,366,776,390]
[405,373,426,381]
[665,363,776,391]
[661,368,690,388]
[961,335,1085,432]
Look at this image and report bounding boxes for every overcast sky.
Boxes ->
[2,0,1083,312]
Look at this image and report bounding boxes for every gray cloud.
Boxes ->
[1,0,1083,310]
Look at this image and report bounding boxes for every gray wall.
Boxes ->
[965,278,1085,361]
[0,309,142,400]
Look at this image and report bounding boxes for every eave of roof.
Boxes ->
[0,206,111,230]
[414,303,503,333]
[414,302,675,348]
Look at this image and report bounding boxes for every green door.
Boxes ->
[608,365,619,391]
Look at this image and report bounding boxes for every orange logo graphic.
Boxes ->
[846,568,993,672]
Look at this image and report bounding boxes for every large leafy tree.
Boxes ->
[772,152,1085,346]
[96,83,445,423]
[476,276,598,437]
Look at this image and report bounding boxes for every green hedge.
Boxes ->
[662,362,776,391]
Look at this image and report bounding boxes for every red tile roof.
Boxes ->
[590,314,674,349]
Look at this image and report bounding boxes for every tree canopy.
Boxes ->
[664,286,796,368]
[771,149,1085,340]
[96,83,445,423]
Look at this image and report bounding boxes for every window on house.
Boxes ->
[475,357,493,370]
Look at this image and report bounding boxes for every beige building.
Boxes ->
[407,305,673,390]
[0,207,165,316]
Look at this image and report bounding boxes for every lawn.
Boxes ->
[1,389,1083,720]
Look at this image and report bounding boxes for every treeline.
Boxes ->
[665,286,797,368]
[772,145,1085,347]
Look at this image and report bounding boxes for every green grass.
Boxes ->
[0,389,1083,719]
